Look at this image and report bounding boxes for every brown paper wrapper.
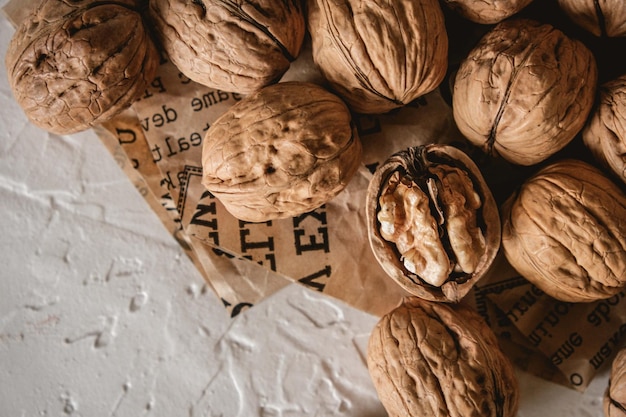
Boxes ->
[4,0,625,391]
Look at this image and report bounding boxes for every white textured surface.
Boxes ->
[0,4,611,416]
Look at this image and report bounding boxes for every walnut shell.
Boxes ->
[583,74,626,185]
[306,0,448,114]
[558,0,626,37]
[201,81,362,222]
[148,0,305,94]
[605,347,626,417]
[367,297,519,417]
[5,0,159,135]
[442,0,534,24]
[501,159,626,303]
[365,144,501,303]
[452,18,598,166]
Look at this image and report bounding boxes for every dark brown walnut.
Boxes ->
[5,0,159,135]
[605,347,626,417]
[366,145,500,302]
[202,81,362,222]
[501,159,626,303]
[453,18,598,166]
[558,0,626,37]
[367,297,519,417]
[583,74,626,185]
[307,0,448,114]
[442,0,534,24]
[148,0,305,95]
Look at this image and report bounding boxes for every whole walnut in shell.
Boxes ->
[202,81,362,222]
[367,297,519,417]
[5,0,159,135]
[558,0,626,37]
[366,144,501,303]
[605,347,626,417]
[442,0,534,24]
[583,74,626,185]
[453,18,598,166]
[501,159,626,303]
[148,0,305,94]
[307,0,448,114]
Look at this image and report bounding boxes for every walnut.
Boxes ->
[201,81,362,222]
[5,0,159,135]
[501,159,626,303]
[583,74,626,185]
[365,145,500,302]
[442,0,534,24]
[452,18,598,166]
[306,0,448,114]
[367,297,519,417]
[148,0,305,95]
[605,347,626,417]
[558,0,626,37]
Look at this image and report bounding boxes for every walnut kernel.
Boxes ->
[366,144,500,302]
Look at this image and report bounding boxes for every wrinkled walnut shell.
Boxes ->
[583,74,626,185]
[5,0,159,135]
[558,0,626,37]
[453,18,597,166]
[307,0,448,114]
[367,297,519,417]
[366,144,501,302]
[502,159,626,303]
[605,347,626,417]
[149,0,305,94]
[202,81,362,222]
[442,0,534,24]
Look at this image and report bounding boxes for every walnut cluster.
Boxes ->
[7,0,626,414]
[6,0,307,134]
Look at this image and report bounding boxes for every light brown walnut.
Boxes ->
[558,0,626,37]
[5,0,159,135]
[367,297,519,417]
[442,0,534,24]
[366,144,500,302]
[605,347,626,417]
[501,159,626,303]
[201,81,362,222]
[453,18,597,166]
[148,0,305,94]
[583,74,626,186]
[307,0,448,114]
